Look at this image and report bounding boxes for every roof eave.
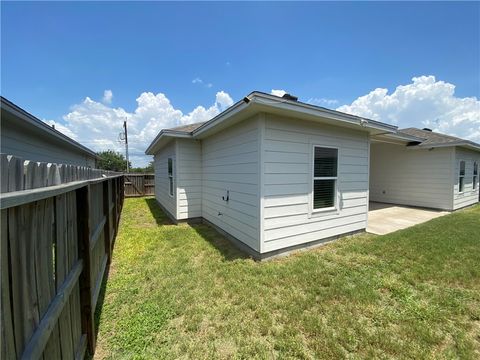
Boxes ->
[247,92,397,134]
[145,130,193,155]
[192,99,251,137]
[413,141,480,152]
[1,97,99,159]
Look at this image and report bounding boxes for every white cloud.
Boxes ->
[192,77,214,89]
[215,91,234,110]
[271,89,286,97]
[337,76,480,142]
[47,91,234,167]
[102,89,113,104]
[307,98,339,107]
[44,120,78,140]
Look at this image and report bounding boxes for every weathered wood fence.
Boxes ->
[124,173,154,197]
[0,155,124,359]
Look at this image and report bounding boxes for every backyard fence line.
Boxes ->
[0,154,124,359]
[0,154,120,194]
[124,173,154,197]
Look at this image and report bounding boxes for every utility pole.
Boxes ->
[123,119,130,173]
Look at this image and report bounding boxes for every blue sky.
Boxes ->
[2,1,479,166]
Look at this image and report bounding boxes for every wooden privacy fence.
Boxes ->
[0,155,124,359]
[124,173,154,197]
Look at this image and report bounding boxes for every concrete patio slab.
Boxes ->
[367,202,449,235]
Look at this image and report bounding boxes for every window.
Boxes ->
[474,161,478,190]
[459,160,465,193]
[168,158,174,196]
[313,146,338,210]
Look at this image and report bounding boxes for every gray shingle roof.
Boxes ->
[168,121,206,133]
[399,128,465,146]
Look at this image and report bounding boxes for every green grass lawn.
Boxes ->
[94,198,480,359]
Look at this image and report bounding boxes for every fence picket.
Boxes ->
[7,155,24,192]
[1,208,16,358]
[36,198,62,359]
[0,154,9,193]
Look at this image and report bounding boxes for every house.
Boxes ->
[146,91,480,259]
[1,96,98,167]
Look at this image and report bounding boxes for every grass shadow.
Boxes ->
[190,223,251,262]
[87,265,110,359]
[145,196,249,261]
[93,272,108,338]
[145,197,174,226]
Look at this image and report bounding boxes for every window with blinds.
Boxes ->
[459,160,465,193]
[474,161,478,190]
[313,146,338,210]
[168,158,174,197]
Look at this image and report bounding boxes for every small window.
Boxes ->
[168,158,174,197]
[459,160,465,193]
[313,146,338,210]
[474,161,478,190]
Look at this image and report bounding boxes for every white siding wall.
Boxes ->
[1,123,96,167]
[370,142,453,210]
[261,115,369,253]
[154,140,177,219]
[176,139,202,219]
[201,116,261,252]
[453,147,480,210]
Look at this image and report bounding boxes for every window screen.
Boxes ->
[314,147,338,177]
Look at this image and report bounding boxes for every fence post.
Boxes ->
[76,184,95,355]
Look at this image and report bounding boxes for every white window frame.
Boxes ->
[168,157,174,197]
[458,160,466,194]
[473,161,478,191]
[311,145,339,213]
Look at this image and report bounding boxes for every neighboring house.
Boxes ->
[1,96,98,167]
[146,91,480,259]
[370,128,480,210]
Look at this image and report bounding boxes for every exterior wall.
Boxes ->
[176,138,202,219]
[201,116,261,252]
[153,140,177,219]
[370,142,453,210]
[1,122,96,167]
[453,147,480,210]
[261,114,369,253]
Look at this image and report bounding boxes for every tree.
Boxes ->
[130,161,154,173]
[97,150,131,172]
[144,161,154,173]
